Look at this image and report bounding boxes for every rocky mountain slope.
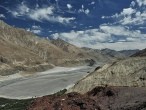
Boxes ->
[119,49,139,57]
[131,48,146,57]
[101,48,139,58]
[0,20,119,76]
[51,40,117,64]
[68,56,146,94]
[28,86,146,110]
[0,20,55,75]
[0,20,89,75]
[101,48,126,58]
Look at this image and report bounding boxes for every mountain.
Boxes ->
[68,56,146,94]
[119,49,139,56]
[51,40,117,64]
[0,20,141,76]
[0,20,92,75]
[131,48,146,57]
[0,20,54,75]
[0,20,117,76]
[101,48,126,59]
[100,48,139,58]
[81,47,122,63]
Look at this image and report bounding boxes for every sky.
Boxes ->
[0,0,146,50]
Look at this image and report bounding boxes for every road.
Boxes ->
[0,66,95,99]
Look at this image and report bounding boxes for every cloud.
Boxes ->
[91,2,95,5]
[99,25,143,39]
[29,7,54,21]
[52,25,146,50]
[0,14,5,19]
[50,0,146,50]
[78,5,90,15]
[102,0,146,26]
[67,4,72,9]
[27,25,42,34]
[11,3,75,24]
[122,8,136,15]
[137,0,146,6]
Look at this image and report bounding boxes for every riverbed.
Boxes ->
[0,66,95,99]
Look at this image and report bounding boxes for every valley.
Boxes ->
[0,20,146,110]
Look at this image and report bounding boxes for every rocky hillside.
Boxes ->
[28,86,146,110]
[119,49,139,56]
[0,20,55,75]
[68,57,146,94]
[101,49,139,58]
[0,20,91,75]
[0,20,118,76]
[101,48,126,59]
[131,48,146,57]
[81,47,118,63]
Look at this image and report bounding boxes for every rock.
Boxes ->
[0,56,8,63]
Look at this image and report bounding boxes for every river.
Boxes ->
[0,66,96,99]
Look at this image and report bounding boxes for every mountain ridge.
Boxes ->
[0,20,113,76]
[0,20,140,76]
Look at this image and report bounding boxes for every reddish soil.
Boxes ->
[27,86,146,110]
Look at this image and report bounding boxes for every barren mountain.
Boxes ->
[119,49,139,56]
[0,20,55,75]
[0,20,91,75]
[0,20,116,76]
[51,39,117,64]
[101,48,126,58]
[101,49,139,58]
[131,48,146,57]
[68,56,146,94]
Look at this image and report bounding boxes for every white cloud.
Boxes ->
[0,14,5,18]
[102,0,146,26]
[27,25,42,34]
[52,25,146,50]
[31,29,41,34]
[91,41,146,50]
[99,25,142,38]
[137,0,146,6]
[122,8,136,15]
[91,2,95,5]
[85,9,90,15]
[78,5,90,15]
[29,7,54,21]
[11,3,75,24]
[130,1,136,7]
[67,4,72,9]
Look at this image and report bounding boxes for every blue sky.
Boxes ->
[0,0,146,50]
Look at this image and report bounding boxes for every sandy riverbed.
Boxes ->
[0,66,95,99]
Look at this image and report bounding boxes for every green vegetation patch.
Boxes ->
[0,89,67,110]
[0,98,33,110]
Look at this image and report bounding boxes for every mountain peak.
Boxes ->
[0,20,10,28]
